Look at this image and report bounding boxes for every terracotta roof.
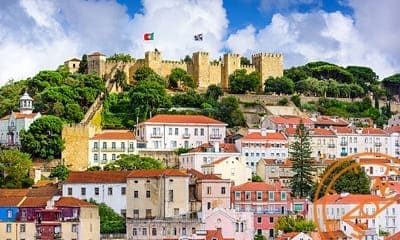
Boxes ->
[1,112,39,120]
[20,197,51,207]
[128,169,187,178]
[315,193,386,204]
[0,189,29,197]
[262,158,292,167]
[55,197,96,207]
[0,197,25,206]
[314,116,349,126]
[241,132,287,140]
[89,51,106,56]
[66,58,81,62]
[186,169,222,180]
[385,126,400,134]
[332,126,388,135]
[206,229,224,240]
[269,115,314,125]
[27,185,59,197]
[359,158,391,165]
[331,126,353,134]
[142,114,226,125]
[385,230,400,240]
[232,181,287,191]
[91,130,135,140]
[285,127,335,136]
[318,230,347,240]
[65,171,131,184]
[189,143,238,153]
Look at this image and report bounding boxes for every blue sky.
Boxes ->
[0,0,399,85]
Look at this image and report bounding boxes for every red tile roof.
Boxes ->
[128,169,187,178]
[385,230,400,240]
[27,185,59,197]
[209,156,231,165]
[186,169,222,180]
[314,116,349,126]
[0,189,29,197]
[232,181,287,191]
[286,127,335,136]
[91,130,135,140]
[241,132,287,140]
[269,115,314,125]
[142,114,226,125]
[1,112,39,120]
[20,197,51,207]
[89,52,106,56]
[0,197,25,206]
[65,171,131,184]
[318,230,347,240]
[332,126,388,135]
[262,159,292,167]
[189,143,239,153]
[385,125,400,134]
[66,58,81,62]
[315,193,386,204]
[55,197,96,207]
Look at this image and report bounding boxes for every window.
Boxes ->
[72,224,78,232]
[95,187,99,195]
[174,208,179,216]
[6,223,11,232]
[146,209,152,218]
[142,228,147,236]
[200,128,204,136]
[194,128,198,136]
[102,142,107,150]
[173,227,177,235]
[175,128,179,135]
[182,227,187,235]
[270,217,274,223]
[132,228,137,236]
[81,187,86,196]
[102,154,107,161]
[112,142,116,149]
[134,190,138,198]
[121,142,125,150]
[20,224,25,232]
[221,187,226,194]
[257,191,262,200]
[169,128,173,135]
[169,190,174,202]
[7,210,12,218]
[269,191,274,200]
[245,192,251,200]
[281,192,286,200]
[207,202,211,209]
[184,140,189,148]
[152,228,157,236]
[121,209,126,218]
[121,187,126,195]
[207,186,211,194]
[94,142,98,150]
[108,187,113,195]
[235,192,241,200]
[171,140,177,148]
[162,227,166,236]
[93,154,98,162]
[294,204,303,211]
[257,217,262,223]
[133,209,139,219]
[67,187,72,195]
[112,154,116,161]
[146,190,151,198]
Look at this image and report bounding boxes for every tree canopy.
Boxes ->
[89,200,126,234]
[264,76,294,95]
[20,115,65,160]
[229,69,261,94]
[275,216,316,233]
[103,154,164,170]
[77,54,88,74]
[0,149,33,188]
[168,68,195,89]
[49,165,70,181]
[133,66,157,82]
[213,96,246,127]
[106,53,133,62]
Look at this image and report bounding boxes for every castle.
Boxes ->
[65,51,284,89]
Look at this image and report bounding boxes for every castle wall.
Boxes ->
[252,53,283,82]
[240,65,257,74]
[159,61,188,78]
[209,62,223,86]
[88,55,106,77]
[222,53,241,89]
[127,60,145,84]
[193,52,210,88]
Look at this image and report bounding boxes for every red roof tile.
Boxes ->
[315,193,386,204]
[186,169,222,180]
[28,185,59,197]
[1,112,39,120]
[241,132,287,140]
[385,126,400,134]
[0,197,25,206]
[0,189,29,197]
[20,197,51,207]
[286,127,335,136]
[55,197,96,207]
[232,181,287,191]
[189,143,238,153]
[318,230,347,240]
[65,171,131,184]
[66,58,81,62]
[262,158,292,167]
[332,126,388,135]
[91,130,135,140]
[143,114,226,125]
[269,115,314,125]
[385,230,400,240]
[128,169,187,178]
[314,116,349,126]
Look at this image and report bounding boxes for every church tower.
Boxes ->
[19,92,33,114]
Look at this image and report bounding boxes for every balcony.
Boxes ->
[182,133,191,139]
[210,134,222,139]
[340,141,348,146]
[150,133,163,138]
[328,143,335,148]
[35,232,62,239]
[375,142,382,147]
[340,152,348,157]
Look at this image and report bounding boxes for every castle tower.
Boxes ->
[192,52,210,88]
[19,92,33,114]
[252,53,283,82]
[64,58,81,73]
[145,51,162,75]
[88,52,107,78]
[222,53,241,89]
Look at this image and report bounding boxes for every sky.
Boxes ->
[0,0,399,86]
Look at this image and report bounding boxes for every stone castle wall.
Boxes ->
[78,51,284,89]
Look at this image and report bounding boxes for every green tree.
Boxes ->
[291,95,301,108]
[251,175,263,182]
[264,76,294,95]
[254,235,267,240]
[106,53,132,62]
[171,89,205,107]
[240,57,251,65]
[229,69,261,94]
[284,66,311,82]
[382,73,400,97]
[112,69,128,90]
[278,98,289,106]
[89,200,126,234]
[129,80,171,121]
[0,149,33,188]
[49,165,70,181]
[64,103,84,122]
[78,54,88,74]
[183,55,192,63]
[289,123,315,198]
[214,96,246,127]
[275,216,316,233]
[20,115,65,160]
[311,64,354,83]
[205,84,223,101]
[133,66,157,82]
[311,160,370,200]
[103,154,163,170]
[168,68,195,89]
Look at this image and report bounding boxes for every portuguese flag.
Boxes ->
[144,32,154,40]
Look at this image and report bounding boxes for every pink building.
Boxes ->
[231,182,291,238]
[262,115,314,131]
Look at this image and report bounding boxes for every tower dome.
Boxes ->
[19,92,33,114]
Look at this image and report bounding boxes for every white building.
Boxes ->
[179,142,241,172]
[235,128,288,173]
[332,126,390,157]
[312,193,400,238]
[63,171,130,216]
[135,114,227,150]
[0,92,41,145]
[385,126,400,158]
[88,130,137,168]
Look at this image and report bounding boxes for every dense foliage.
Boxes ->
[106,53,133,62]
[20,115,65,160]
[168,68,195,89]
[311,160,370,201]
[274,216,316,233]
[229,69,261,94]
[103,154,164,170]
[0,149,33,188]
[49,165,70,181]
[89,200,126,234]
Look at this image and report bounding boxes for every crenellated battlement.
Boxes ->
[252,53,283,58]
[161,60,185,64]
[194,51,209,56]
[210,61,222,66]
[225,53,240,58]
